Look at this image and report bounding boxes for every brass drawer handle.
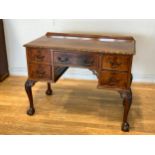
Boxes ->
[83,58,94,66]
[36,70,45,77]
[109,60,122,68]
[108,77,120,86]
[58,56,69,63]
[36,55,45,61]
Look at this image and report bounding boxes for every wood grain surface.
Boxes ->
[24,32,135,54]
[0,76,154,135]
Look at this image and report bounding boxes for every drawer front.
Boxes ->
[101,54,131,71]
[27,48,51,64]
[28,63,51,80]
[54,52,98,68]
[99,71,128,89]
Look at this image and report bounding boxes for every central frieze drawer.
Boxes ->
[101,54,131,71]
[99,70,128,89]
[54,52,98,68]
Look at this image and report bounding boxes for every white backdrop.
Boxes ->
[3,19,155,82]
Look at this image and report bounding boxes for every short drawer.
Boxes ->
[54,52,98,68]
[27,48,51,64]
[101,54,131,71]
[99,70,128,89]
[28,63,51,80]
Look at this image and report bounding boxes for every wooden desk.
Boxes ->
[24,32,135,132]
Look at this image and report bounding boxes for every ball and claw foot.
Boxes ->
[27,107,35,116]
[45,89,53,95]
[122,122,130,132]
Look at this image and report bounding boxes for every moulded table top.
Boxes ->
[24,32,136,55]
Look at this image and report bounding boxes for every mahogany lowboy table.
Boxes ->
[24,32,135,132]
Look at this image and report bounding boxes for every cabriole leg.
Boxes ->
[46,82,53,95]
[119,89,132,132]
[25,79,36,116]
